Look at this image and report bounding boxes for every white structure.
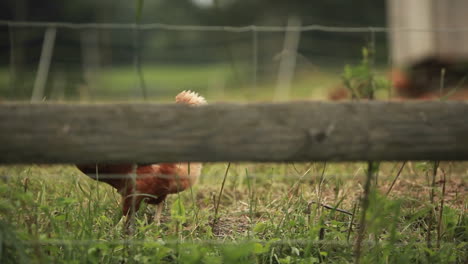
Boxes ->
[387,0,468,66]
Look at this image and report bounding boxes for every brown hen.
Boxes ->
[77,91,206,223]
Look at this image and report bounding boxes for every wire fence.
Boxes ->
[4,20,466,104]
[4,20,468,32]
[24,238,462,247]
[2,20,394,102]
[1,20,468,263]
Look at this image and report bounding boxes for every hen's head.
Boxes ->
[175,90,207,106]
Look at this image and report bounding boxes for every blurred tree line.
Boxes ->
[0,0,387,99]
[1,0,386,25]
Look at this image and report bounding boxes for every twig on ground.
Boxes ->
[212,163,231,227]
[386,161,407,196]
[307,201,353,216]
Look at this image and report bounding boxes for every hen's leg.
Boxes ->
[154,203,164,224]
[122,195,144,234]
[153,195,167,225]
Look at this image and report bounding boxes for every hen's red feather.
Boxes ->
[76,90,206,217]
[77,162,201,215]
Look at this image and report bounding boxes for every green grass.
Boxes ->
[86,64,391,102]
[0,64,385,102]
[93,64,236,101]
[92,65,344,103]
[0,162,466,263]
[0,64,390,102]
[0,68,13,98]
[1,63,466,263]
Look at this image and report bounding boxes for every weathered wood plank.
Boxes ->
[0,101,467,163]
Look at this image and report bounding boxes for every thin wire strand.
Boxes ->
[133,24,148,100]
[8,24,16,94]
[251,27,258,91]
[3,20,468,32]
[1,172,467,180]
[22,238,461,247]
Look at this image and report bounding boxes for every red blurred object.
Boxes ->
[390,57,468,99]
[329,57,468,101]
[328,87,350,101]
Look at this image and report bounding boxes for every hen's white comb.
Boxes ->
[175,90,207,106]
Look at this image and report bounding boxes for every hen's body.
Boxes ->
[391,57,468,99]
[77,162,201,216]
[76,91,206,221]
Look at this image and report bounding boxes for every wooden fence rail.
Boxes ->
[1,101,467,164]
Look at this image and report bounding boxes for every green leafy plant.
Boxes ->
[342,47,390,100]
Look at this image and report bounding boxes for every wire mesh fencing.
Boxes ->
[0,20,468,264]
[1,20,397,103]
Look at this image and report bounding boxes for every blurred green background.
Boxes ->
[0,0,388,102]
